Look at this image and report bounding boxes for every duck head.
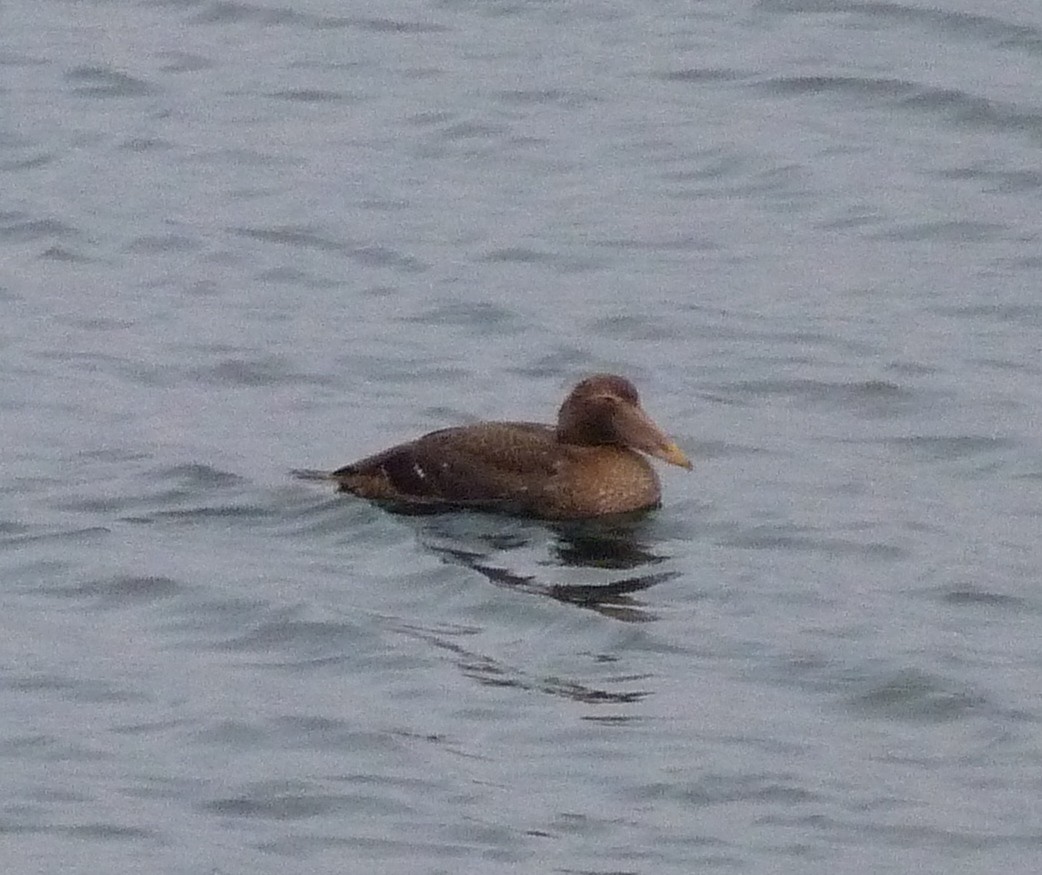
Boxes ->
[556,374,692,469]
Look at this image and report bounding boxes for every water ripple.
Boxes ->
[846,669,987,723]
[230,225,428,272]
[64,66,154,98]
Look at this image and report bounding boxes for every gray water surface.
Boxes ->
[4,0,1042,873]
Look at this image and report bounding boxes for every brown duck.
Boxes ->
[296,374,692,519]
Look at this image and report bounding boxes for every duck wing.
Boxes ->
[331,422,566,510]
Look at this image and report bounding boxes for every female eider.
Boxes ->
[297,374,691,519]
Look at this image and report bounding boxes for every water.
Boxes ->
[4,0,1042,872]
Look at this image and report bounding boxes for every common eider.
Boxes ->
[296,374,691,519]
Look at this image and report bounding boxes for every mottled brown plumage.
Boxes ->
[300,374,692,519]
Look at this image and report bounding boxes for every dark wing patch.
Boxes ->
[333,423,565,507]
[372,446,440,497]
[332,445,439,498]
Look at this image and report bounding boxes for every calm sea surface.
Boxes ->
[4,0,1042,872]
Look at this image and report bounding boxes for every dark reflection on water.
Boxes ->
[551,516,667,569]
[395,621,650,706]
[413,511,677,622]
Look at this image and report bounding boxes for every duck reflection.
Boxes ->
[419,512,678,622]
[393,619,649,707]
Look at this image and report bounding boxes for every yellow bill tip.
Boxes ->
[659,442,693,470]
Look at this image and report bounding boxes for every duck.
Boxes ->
[296,374,691,519]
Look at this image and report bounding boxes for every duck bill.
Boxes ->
[653,440,693,470]
[614,404,693,470]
